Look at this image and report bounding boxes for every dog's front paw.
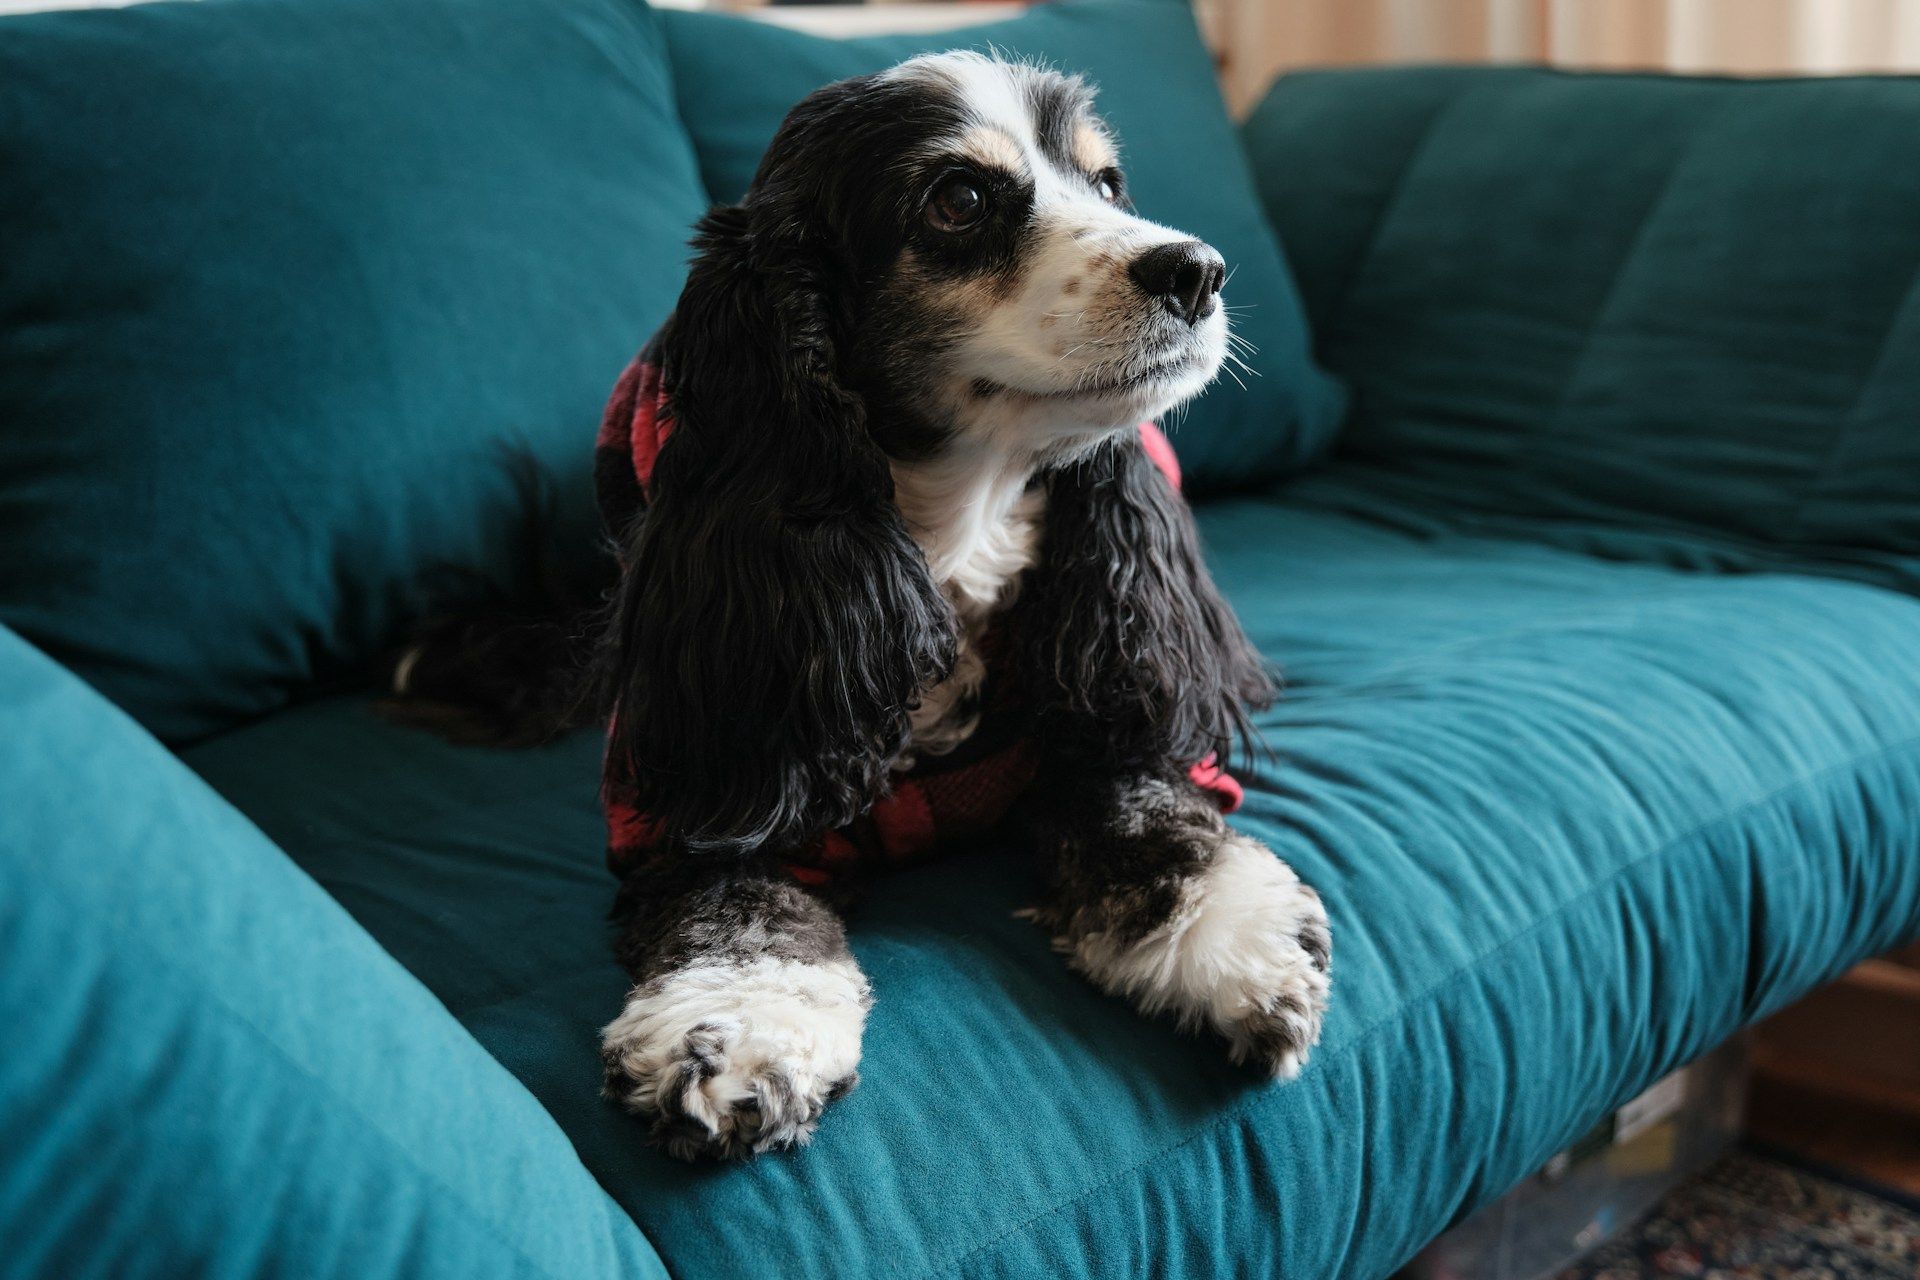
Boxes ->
[601,955,870,1160]
[1056,833,1331,1079]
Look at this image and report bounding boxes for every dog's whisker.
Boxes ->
[1222,351,1260,382]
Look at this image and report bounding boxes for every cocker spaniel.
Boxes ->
[394,51,1330,1162]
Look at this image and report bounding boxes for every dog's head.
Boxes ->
[732,51,1229,461]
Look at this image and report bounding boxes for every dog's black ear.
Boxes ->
[599,205,955,855]
[1013,430,1273,770]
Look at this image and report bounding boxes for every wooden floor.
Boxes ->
[1748,1076,1920,1197]
[1747,940,1920,1199]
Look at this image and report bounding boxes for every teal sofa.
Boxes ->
[4,0,1919,1277]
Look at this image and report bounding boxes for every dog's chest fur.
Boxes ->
[890,452,1045,766]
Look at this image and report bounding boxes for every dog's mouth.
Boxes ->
[975,349,1205,404]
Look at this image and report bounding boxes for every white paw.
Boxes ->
[601,955,870,1160]
[1060,833,1330,1079]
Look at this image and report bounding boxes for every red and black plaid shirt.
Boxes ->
[593,341,1241,885]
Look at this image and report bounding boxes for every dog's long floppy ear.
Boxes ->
[1013,430,1273,771]
[600,206,955,855]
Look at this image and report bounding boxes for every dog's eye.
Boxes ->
[928,176,987,232]
[1094,168,1124,203]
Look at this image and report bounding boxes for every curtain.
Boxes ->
[1205,0,1920,113]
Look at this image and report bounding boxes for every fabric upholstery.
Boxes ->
[0,0,708,742]
[1244,66,1920,594]
[11,31,1920,1280]
[658,0,1350,495]
[0,624,664,1280]
[184,493,1920,1280]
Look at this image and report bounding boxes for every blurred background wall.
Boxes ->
[10,0,1919,112]
[1202,0,1920,111]
[653,0,1920,117]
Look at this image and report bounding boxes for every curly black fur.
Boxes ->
[380,457,614,746]
[1012,427,1274,772]
[598,201,956,856]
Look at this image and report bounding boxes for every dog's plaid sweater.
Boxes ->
[594,339,1242,885]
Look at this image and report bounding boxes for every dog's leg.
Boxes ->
[600,861,869,1160]
[1021,771,1330,1079]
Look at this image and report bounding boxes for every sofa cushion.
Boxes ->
[1244,67,1920,587]
[184,502,1920,1280]
[659,0,1349,495]
[0,0,708,742]
[0,624,663,1280]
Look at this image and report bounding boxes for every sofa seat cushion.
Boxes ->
[183,495,1920,1280]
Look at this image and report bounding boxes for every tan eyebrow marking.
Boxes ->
[1073,120,1117,173]
[957,125,1028,175]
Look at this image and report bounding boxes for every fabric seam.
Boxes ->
[1323,90,1464,348]
[1781,258,1920,542]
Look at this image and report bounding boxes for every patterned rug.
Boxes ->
[1556,1150,1920,1279]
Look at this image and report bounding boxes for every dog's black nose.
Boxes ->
[1129,240,1226,326]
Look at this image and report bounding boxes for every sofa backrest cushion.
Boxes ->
[0,0,709,741]
[1244,66,1920,564]
[659,0,1350,496]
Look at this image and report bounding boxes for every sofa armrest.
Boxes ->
[0,626,664,1280]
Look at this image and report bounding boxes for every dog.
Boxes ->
[393,51,1330,1162]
